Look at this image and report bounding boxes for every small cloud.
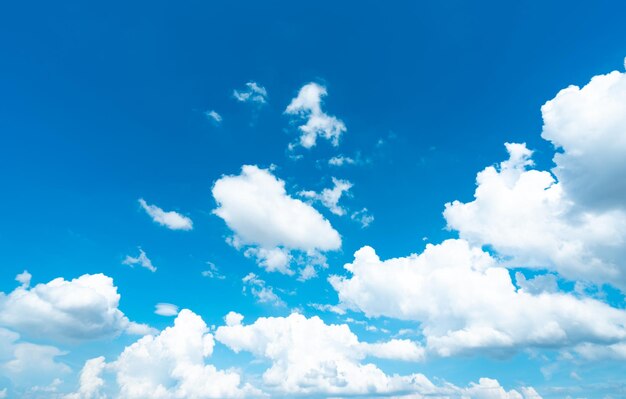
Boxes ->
[154,303,179,317]
[308,303,346,315]
[224,311,244,327]
[122,248,157,272]
[242,273,285,307]
[351,208,374,228]
[328,155,355,167]
[299,178,353,216]
[139,199,193,231]
[285,82,346,149]
[233,81,268,104]
[201,261,226,280]
[204,110,222,124]
[15,270,32,287]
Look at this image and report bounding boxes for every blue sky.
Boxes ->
[1,1,626,398]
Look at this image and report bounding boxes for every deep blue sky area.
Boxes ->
[1,1,626,398]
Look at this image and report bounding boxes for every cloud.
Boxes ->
[111,309,260,398]
[215,312,541,398]
[139,199,193,231]
[122,248,157,272]
[541,66,626,212]
[15,271,31,287]
[351,208,374,228]
[215,312,428,396]
[242,273,285,307]
[204,110,222,124]
[443,142,626,288]
[64,356,106,399]
[328,155,355,166]
[299,177,352,216]
[0,272,153,343]
[201,262,225,280]
[0,328,70,390]
[155,303,179,317]
[330,239,626,357]
[233,81,268,104]
[212,165,341,279]
[285,82,346,149]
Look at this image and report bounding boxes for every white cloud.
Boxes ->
[443,142,626,288]
[215,313,429,396]
[139,199,193,231]
[64,356,107,399]
[0,272,153,343]
[233,81,268,104]
[285,82,347,149]
[328,155,355,166]
[201,262,225,280]
[299,177,352,216]
[112,309,259,398]
[212,165,341,279]
[242,273,285,307]
[0,329,70,389]
[541,67,626,212]
[122,248,157,273]
[204,110,222,124]
[215,312,541,398]
[15,270,31,287]
[155,303,179,317]
[351,207,374,228]
[224,311,244,327]
[330,239,626,357]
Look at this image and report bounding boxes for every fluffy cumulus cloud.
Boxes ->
[233,81,268,104]
[139,199,193,231]
[111,309,259,399]
[330,240,626,357]
[0,272,152,342]
[299,177,353,216]
[64,356,107,399]
[443,142,626,288]
[215,312,428,396]
[285,82,347,149]
[541,66,626,212]
[215,312,541,398]
[212,165,341,279]
[122,248,157,272]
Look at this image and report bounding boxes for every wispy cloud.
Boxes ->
[233,81,268,104]
[138,199,193,231]
[122,248,156,272]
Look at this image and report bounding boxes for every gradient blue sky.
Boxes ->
[1,1,626,398]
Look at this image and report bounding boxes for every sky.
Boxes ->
[1,1,626,398]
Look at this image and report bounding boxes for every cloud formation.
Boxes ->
[330,240,626,356]
[242,273,285,307]
[285,82,346,149]
[139,199,193,231]
[299,177,352,216]
[233,81,268,104]
[0,273,153,343]
[122,248,157,272]
[212,165,341,279]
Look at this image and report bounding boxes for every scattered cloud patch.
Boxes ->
[204,110,222,124]
[15,271,31,288]
[328,155,356,166]
[299,177,352,216]
[351,208,374,228]
[138,199,193,231]
[285,82,346,149]
[201,261,225,280]
[233,81,268,104]
[242,273,285,307]
[212,165,341,279]
[122,248,157,272]
[155,303,179,317]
